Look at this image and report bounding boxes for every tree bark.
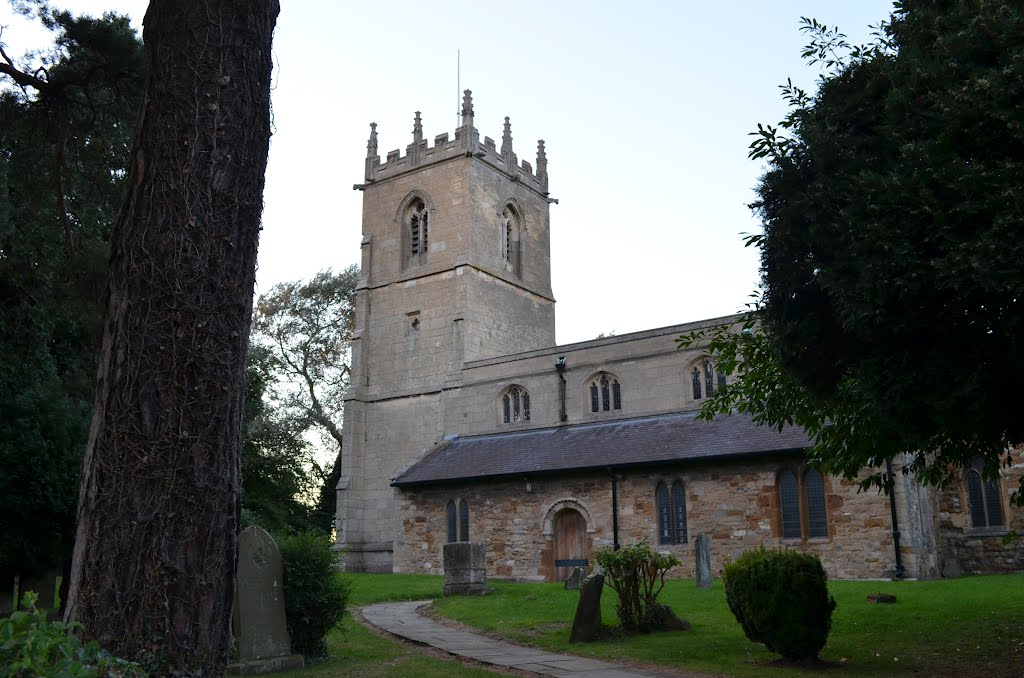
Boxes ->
[64,1,279,673]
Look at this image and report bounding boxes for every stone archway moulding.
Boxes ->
[541,498,596,536]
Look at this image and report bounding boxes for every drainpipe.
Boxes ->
[885,457,906,579]
[555,356,567,423]
[609,468,620,550]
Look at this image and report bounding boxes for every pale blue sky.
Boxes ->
[3,1,896,343]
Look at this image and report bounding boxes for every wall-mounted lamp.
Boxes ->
[525,480,533,494]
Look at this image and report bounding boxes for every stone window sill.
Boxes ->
[963,527,1012,537]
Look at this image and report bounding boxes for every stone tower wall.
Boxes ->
[338,93,556,571]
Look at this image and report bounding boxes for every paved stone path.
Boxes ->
[361,600,671,677]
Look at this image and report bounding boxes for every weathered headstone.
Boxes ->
[229,526,303,675]
[443,542,486,596]
[570,572,604,643]
[651,603,692,631]
[695,532,712,589]
[564,566,585,590]
[866,593,897,604]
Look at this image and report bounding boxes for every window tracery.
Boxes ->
[588,373,622,413]
[966,459,1004,528]
[656,480,688,545]
[502,386,530,424]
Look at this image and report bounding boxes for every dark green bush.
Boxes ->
[0,591,145,677]
[277,531,350,660]
[594,541,680,633]
[723,547,836,660]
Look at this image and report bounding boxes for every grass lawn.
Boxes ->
[274,573,503,677]
[276,572,1023,677]
[428,574,1024,678]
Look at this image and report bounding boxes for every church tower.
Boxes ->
[337,91,556,571]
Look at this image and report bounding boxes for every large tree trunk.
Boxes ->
[64,1,279,673]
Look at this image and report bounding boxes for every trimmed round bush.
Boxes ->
[723,547,836,660]
[276,531,350,660]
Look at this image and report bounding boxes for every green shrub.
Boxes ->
[0,591,145,677]
[277,531,350,660]
[723,547,836,660]
[594,542,680,633]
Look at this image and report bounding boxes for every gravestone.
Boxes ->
[695,532,712,589]
[443,542,486,596]
[651,603,692,631]
[229,526,303,675]
[564,566,585,590]
[867,593,897,604]
[569,572,604,643]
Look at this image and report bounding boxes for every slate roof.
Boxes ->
[392,411,809,487]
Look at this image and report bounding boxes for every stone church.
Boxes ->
[335,92,1023,581]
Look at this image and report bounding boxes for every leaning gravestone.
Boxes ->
[695,532,712,589]
[564,566,585,590]
[229,526,303,675]
[443,542,487,596]
[569,572,604,643]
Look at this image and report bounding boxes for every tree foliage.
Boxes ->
[241,346,323,534]
[593,542,680,633]
[681,1,1024,502]
[0,7,144,581]
[252,266,359,532]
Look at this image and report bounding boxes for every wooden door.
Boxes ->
[553,508,588,582]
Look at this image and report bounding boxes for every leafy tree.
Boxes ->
[252,266,359,533]
[682,1,1024,502]
[241,346,322,534]
[594,542,680,633]
[62,1,280,673]
[0,7,144,585]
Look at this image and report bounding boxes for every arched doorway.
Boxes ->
[552,508,589,582]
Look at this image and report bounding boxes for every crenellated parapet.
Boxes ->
[361,90,550,194]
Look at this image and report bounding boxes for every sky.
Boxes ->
[2,1,896,344]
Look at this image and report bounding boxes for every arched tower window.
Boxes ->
[966,459,1004,528]
[588,373,622,413]
[407,198,429,264]
[502,385,530,424]
[501,204,522,276]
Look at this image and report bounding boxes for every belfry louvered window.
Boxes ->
[966,462,1004,528]
[502,205,521,276]
[408,198,428,261]
[502,386,530,424]
[589,374,622,413]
